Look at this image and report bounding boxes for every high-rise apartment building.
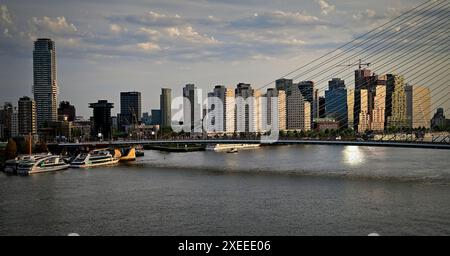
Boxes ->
[296,81,314,126]
[33,38,58,128]
[371,85,386,131]
[11,108,19,138]
[287,86,311,131]
[160,88,172,128]
[347,89,354,129]
[405,85,431,129]
[207,85,235,133]
[235,83,260,133]
[265,88,286,131]
[358,89,371,133]
[354,69,377,130]
[275,78,293,96]
[183,84,202,132]
[18,96,37,135]
[386,74,408,128]
[275,78,293,126]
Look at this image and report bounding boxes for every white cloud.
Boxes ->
[165,26,219,44]
[238,31,307,47]
[1,5,12,25]
[316,0,335,15]
[31,16,77,34]
[137,42,161,51]
[139,27,160,36]
[117,10,183,27]
[110,24,127,33]
[352,9,377,20]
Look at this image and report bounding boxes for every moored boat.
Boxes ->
[70,149,120,168]
[4,153,51,175]
[135,145,145,157]
[17,155,69,175]
[120,147,136,161]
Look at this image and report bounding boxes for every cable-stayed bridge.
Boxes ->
[53,0,450,150]
[255,0,449,133]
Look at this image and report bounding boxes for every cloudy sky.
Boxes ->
[1,0,447,117]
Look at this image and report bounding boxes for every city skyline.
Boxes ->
[3,0,448,118]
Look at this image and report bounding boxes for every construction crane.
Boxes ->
[336,59,371,86]
[337,58,370,71]
[128,106,140,139]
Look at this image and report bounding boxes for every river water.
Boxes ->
[1,145,450,235]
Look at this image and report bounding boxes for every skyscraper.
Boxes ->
[347,89,354,129]
[183,84,202,132]
[120,91,142,129]
[275,78,292,126]
[287,85,311,131]
[207,85,235,133]
[89,100,114,140]
[313,89,319,119]
[265,88,286,131]
[405,85,431,129]
[33,38,58,128]
[235,83,260,133]
[160,88,172,128]
[325,78,347,128]
[354,69,377,130]
[11,108,18,138]
[18,96,37,136]
[0,102,13,139]
[297,81,314,126]
[296,81,314,103]
[275,78,293,96]
[358,89,371,133]
[371,85,386,131]
[386,74,408,128]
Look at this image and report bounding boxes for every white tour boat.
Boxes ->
[69,149,120,168]
[17,155,69,175]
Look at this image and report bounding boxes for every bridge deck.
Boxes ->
[52,139,450,150]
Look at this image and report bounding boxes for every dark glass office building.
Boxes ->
[151,109,161,125]
[89,100,114,140]
[120,91,141,129]
[325,78,348,128]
